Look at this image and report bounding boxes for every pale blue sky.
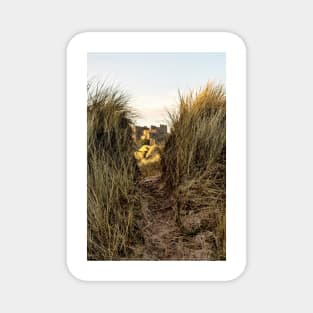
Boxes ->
[88,53,225,126]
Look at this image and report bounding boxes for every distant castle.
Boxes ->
[133,124,168,145]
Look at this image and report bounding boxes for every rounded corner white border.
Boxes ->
[67,32,246,281]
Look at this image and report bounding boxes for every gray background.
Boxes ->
[0,1,312,312]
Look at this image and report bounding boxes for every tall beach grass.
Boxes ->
[87,82,141,260]
[161,82,226,259]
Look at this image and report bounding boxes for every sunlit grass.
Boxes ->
[161,82,226,259]
[135,144,162,177]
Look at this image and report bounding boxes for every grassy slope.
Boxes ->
[161,82,226,259]
[87,83,141,260]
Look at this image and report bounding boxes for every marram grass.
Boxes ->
[161,82,226,259]
[87,82,141,260]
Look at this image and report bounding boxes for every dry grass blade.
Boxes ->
[161,82,226,260]
[87,81,142,260]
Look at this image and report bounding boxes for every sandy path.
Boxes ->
[131,175,215,260]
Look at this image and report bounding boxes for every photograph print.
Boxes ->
[87,52,226,261]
